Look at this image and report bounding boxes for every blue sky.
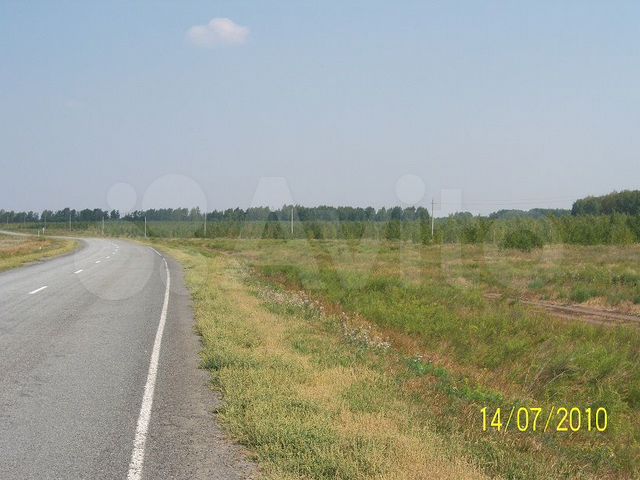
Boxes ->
[1,1,639,215]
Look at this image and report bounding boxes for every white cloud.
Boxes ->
[186,18,249,48]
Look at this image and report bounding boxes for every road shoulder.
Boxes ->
[141,253,257,480]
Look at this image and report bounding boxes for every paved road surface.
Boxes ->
[0,237,254,479]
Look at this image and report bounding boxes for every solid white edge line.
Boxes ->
[127,250,171,480]
[28,286,48,295]
[74,269,83,274]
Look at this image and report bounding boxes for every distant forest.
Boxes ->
[1,190,639,248]
[0,191,637,223]
[1,205,436,223]
[572,190,640,216]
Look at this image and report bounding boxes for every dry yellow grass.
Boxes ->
[0,234,78,271]
[160,243,489,480]
[158,238,640,478]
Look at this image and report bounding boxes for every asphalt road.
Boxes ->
[0,237,254,479]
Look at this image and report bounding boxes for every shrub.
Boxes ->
[500,229,543,252]
[383,220,401,240]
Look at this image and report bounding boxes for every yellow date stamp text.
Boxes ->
[480,406,608,433]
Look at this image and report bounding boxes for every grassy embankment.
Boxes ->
[158,240,487,479]
[0,233,78,272]
[157,238,640,479]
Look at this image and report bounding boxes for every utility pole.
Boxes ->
[102,216,105,236]
[69,212,72,231]
[290,206,294,236]
[204,211,207,237]
[144,216,147,238]
[431,198,435,238]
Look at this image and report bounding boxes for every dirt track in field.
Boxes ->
[485,293,640,327]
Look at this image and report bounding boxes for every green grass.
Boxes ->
[153,238,640,478]
[159,242,488,480]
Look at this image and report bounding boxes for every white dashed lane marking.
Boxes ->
[28,286,48,295]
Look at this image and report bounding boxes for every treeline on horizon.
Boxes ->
[2,190,639,248]
[0,205,435,223]
[0,205,573,224]
[571,190,640,216]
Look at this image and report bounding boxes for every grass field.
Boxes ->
[0,233,78,272]
[456,244,640,311]
[156,238,640,479]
